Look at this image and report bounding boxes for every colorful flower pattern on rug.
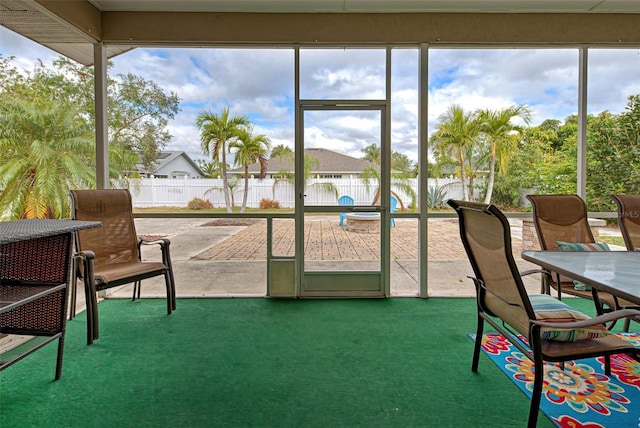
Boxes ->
[469,333,640,428]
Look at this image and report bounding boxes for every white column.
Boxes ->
[577,48,588,199]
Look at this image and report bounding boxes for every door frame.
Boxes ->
[295,101,390,297]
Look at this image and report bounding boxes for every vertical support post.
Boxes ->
[419,43,430,298]
[577,47,588,200]
[94,42,109,189]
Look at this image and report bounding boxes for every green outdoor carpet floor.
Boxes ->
[0,297,583,428]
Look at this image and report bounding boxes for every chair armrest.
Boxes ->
[519,269,550,278]
[138,237,170,247]
[74,250,95,264]
[74,250,95,272]
[74,250,96,290]
[137,237,172,265]
[531,308,640,329]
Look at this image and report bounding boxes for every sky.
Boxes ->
[1,26,639,165]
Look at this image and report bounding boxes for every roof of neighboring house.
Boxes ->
[138,151,205,177]
[231,148,378,175]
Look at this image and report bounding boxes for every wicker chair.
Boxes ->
[526,194,633,324]
[70,189,176,344]
[448,199,640,428]
[609,194,640,331]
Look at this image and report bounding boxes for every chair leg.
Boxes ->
[55,333,65,381]
[132,281,141,301]
[472,315,485,372]
[604,355,611,376]
[623,317,631,332]
[84,279,97,345]
[527,356,544,428]
[164,273,173,315]
[69,277,77,320]
[163,247,177,311]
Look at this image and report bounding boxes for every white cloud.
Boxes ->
[2,28,639,167]
[0,27,59,68]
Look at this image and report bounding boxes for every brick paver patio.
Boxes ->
[195,219,525,261]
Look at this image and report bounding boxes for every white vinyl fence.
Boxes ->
[129,176,466,208]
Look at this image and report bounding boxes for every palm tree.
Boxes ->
[195,107,250,213]
[195,159,222,178]
[231,126,271,213]
[360,166,417,211]
[478,105,531,203]
[272,153,338,201]
[270,144,292,159]
[431,105,481,201]
[0,95,95,219]
[361,143,381,165]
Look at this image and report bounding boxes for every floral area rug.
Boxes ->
[469,333,640,428]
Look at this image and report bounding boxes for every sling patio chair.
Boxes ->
[609,193,640,331]
[448,199,640,428]
[610,194,640,251]
[526,194,635,329]
[70,189,176,345]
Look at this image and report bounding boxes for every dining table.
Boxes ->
[521,250,640,306]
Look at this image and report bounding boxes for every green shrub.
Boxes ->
[426,186,447,209]
[187,198,213,210]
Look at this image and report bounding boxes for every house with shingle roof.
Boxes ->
[231,148,378,179]
[137,151,205,179]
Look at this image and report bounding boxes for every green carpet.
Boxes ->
[1,298,565,428]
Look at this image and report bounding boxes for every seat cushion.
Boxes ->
[529,294,610,341]
[556,241,610,291]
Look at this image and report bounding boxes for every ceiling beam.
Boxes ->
[100,12,640,45]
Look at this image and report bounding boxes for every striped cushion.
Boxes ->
[556,241,610,291]
[529,294,610,341]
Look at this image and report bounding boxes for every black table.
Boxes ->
[1,219,100,380]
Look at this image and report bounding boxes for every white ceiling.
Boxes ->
[87,0,640,14]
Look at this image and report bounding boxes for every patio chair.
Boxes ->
[526,194,631,323]
[448,199,640,428]
[390,195,397,227]
[70,189,176,345]
[338,195,354,227]
[609,194,640,331]
[610,194,640,251]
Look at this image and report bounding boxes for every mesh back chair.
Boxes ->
[610,194,640,331]
[526,194,629,321]
[70,189,176,344]
[448,199,640,428]
[610,194,640,251]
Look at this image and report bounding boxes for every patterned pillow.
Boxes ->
[529,294,610,341]
[555,241,610,291]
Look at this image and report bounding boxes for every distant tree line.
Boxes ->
[0,55,179,219]
[429,96,640,211]
[2,53,638,218]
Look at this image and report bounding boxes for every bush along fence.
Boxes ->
[128,176,466,209]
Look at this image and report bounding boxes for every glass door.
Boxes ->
[296,102,390,297]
